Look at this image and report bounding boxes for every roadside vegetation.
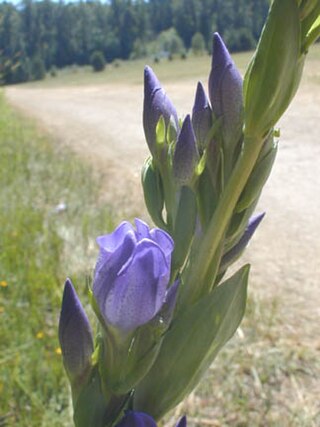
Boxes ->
[0,92,114,426]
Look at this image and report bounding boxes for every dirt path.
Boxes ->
[5,67,320,350]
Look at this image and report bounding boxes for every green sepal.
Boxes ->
[133,265,249,420]
[171,186,197,275]
[155,115,166,146]
[303,13,320,50]
[236,136,278,212]
[141,157,166,229]
[244,0,301,138]
[99,315,169,396]
[73,366,128,427]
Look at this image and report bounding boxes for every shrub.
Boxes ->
[30,56,46,81]
[90,51,106,72]
[191,32,206,55]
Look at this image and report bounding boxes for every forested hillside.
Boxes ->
[0,0,270,84]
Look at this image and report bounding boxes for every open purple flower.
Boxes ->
[143,66,179,156]
[93,219,175,333]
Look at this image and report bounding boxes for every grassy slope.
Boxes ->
[0,92,114,426]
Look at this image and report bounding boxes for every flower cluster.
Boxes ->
[58,1,319,425]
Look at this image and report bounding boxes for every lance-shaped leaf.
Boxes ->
[192,82,212,149]
[243,0,302,138]
[143,66,179,156]
[220,213,265,271]
[73,366,128,427]
[173,115,199,186]
[236,134,278,212]
[171,186,197,276]
[133,266,249,420]
[208,33,243,155]
[59,279,93,388]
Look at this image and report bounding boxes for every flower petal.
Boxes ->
[149,227,174,267]
[116,411,157,427]
[103,240,169,331]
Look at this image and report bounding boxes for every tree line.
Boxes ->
[0,0,270,85]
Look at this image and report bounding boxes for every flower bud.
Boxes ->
[173,115,199,186]
[116,411,187,427]
[143,66,179,156]
[208,33,243,151]
[221,213,265,270]
[192,82,212,149]
[59,279,93,383]
[116,411,156,427]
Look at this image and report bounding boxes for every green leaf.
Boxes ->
[236,135,278,212]
[155,115,166,146]
[303,14,320,50]
[244,0,301,138]
[73,368,110,427]
[133,265,249,420]
[171,186,197,275]
[141,157,166,229]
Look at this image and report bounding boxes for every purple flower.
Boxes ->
[93,219,175,333]
[173,115,199,186]
[59,279,93,380]
[116,411,186,427]
[143,66,179,156]
[192,81,212,148]
[208,33,243,145]
[116,411,157,427]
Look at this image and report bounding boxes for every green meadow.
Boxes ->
[0,92,114,426]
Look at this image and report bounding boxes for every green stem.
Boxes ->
[183,135,263,302]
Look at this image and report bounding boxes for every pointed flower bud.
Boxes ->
[173,115,199,186]
[221,212,265,269]
[93,219,175,333]
[208,33,243,146]
[192,82,212,149]
[59,279,93,382]
[143,66,179,156]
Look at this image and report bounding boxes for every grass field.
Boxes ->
[23,50,254,89]
[0,92,114,426]
[2,45,320,426]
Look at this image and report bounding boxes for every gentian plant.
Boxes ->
[59,1,320,425]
